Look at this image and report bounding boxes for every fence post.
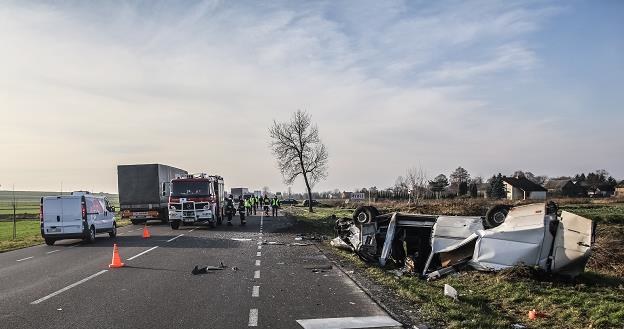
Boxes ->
[12,184,16,240]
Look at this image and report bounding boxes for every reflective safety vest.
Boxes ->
[244,199,251,207]
[272,198,279,206]
[250,197,255,205]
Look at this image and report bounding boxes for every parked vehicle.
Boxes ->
[41,191,117,245]
[117,164,187,225]
[281,198,298,205]
[302,199,319,207]
[167,174,225,229]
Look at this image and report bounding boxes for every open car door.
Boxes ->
[550,211,595,277]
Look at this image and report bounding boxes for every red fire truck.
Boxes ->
[166,174,224,229]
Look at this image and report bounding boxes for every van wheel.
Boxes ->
[44,238,56,246]
[484,205,512,228]
[171,219,180,230]
[109,222,117,238]
[85,225,96,243]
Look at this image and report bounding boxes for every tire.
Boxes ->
[485,205,512,228]
[353,206,379,225]
[44,238,56,246]
[85,225,96,243]
[170,219,180,230]
[109,222,117,238]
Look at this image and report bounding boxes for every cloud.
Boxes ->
[0,1,620,193]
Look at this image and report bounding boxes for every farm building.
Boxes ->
[616,182,624,198]
[502,176,547,200]
[544,179,587,197]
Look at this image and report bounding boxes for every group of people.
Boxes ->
[223,194,281,226]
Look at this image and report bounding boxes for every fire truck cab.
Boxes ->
[167,174,224,229]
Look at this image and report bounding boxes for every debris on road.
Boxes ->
[304,264,333,272]
[443,284,458,301]
[333,202,595,280]
[192,262,227,275]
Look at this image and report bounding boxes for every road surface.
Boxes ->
[0,212,401,328]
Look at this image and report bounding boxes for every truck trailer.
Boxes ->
[117,164,187,225]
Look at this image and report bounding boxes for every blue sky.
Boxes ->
[0,0,622,193]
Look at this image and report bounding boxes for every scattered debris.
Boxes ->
[389,269,404,277]
[330,237,354,251]
[528,309,546,320]
[511,324,527,329]
[263,241,285,245]
[444,284,458,301]
[294,237,303,241]
[304,264,332,271]
[57,308,62,311]
[192,262,227,275]
[232,266,239,271]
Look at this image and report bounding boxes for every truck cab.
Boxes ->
[167,174,224,229]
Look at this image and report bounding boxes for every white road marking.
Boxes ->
[231,238,252,241]
[255,260,261,266]
[31,270,108,304]
[46,250,60,254]
[127,246,159,260]
[256,252,261,257]
[166,234,184,242]
[254,270,260,279]
[252,285,259,297]
[248,308,258,327]
[189,228,197,232]
[16,256,33,262]
[295,316,402,329]
[258,245,262,250]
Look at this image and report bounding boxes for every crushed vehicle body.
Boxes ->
[334,203,595,279]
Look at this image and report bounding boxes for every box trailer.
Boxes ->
[117,164,187,224]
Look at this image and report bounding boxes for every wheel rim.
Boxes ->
[493,212,506,224]
[357,212,368,223]
[90,227,95,240]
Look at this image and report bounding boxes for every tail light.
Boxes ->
[39,202,43,224]
[81,202,87,221]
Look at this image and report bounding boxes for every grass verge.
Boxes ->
[286,206,624,329]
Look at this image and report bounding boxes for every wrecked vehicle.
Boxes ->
[334,203,596,279]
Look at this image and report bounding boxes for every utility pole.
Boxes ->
[12,184,16,240]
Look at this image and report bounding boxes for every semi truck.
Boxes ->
[167,174,225,229]
[117,164,187,225]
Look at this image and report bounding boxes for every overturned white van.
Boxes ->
[41,192,117,245]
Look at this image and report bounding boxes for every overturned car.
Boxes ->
[333,202,596,280]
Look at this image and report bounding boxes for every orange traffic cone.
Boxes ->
[109,244,125,268]
[142,224,151,239]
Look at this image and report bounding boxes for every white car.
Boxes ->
[41,192,117,245]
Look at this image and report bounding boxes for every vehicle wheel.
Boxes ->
[170,219,180,230]
[44,238,56,246]
[109,222,117,238]
[353,206,379,225]
[85,225,96,243]
[484,205,512,228]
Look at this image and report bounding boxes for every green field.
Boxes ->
[285,203,624,329]
[0,221,43,252]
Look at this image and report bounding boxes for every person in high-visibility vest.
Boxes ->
[250,195,257,215]
[254,196,260,212]
[244,197,252,216]
[271,197,280,217]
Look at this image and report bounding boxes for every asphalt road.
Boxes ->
[0,212,401,329]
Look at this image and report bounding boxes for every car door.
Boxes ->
[550,211,595,276]
[86,198,102,230]
[99,199,113,229]
[61,197,83,235]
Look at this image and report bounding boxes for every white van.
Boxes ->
[41,192,117,245]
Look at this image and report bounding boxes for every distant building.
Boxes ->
[544,179,587,197]
[591,184,615,197]
[341,191,353,199]
[616,182,624,198]
[502,176,547,200]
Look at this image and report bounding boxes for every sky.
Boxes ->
[0,0,623,194]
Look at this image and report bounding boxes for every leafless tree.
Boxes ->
[261,186,270,196]
[269,110,328,212]
[406,166,427,204]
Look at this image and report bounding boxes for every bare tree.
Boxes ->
[262,186,270,196]
[269,110,328,212]
[406,166,427,204]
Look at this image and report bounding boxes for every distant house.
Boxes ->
[592,184,615,197]
[502,176,547,200]
[544,179,587,197]
[616,182,624,198]
[341,191,353,199]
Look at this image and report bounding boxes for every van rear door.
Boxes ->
[62,196,84,235]
[551,211,595,276]
[42,197,64,235]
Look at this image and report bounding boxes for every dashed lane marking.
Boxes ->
[248,308,258,327]
[166,234,184,243]
[31,270,108,305]
[255,260,261,266]
[258,245,262,250]
[127,246,158,261]
[252,285,259,297]
[254,270,260,279]
[46,250,60,254]
[256,252,261,257]
[16,256,33,262]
